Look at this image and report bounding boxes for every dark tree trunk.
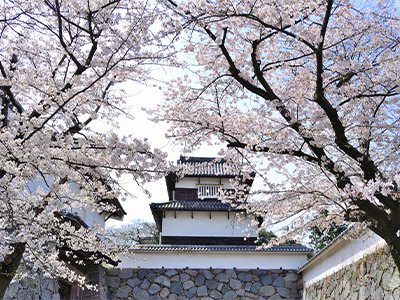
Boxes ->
[0,243,25,299]
[389,245,400,274]
[382,231,400,273]
[368,216,400,274]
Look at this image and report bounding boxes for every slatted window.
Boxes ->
[197,184,221,198]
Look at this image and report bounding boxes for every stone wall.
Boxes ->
[303,247,400,300]
[105,268,302,300]
[3,276,59,300]
[3,265,106,300]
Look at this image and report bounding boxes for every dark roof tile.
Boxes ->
[178,156,240,177]
[150,200,244,212]
[131,245,313,253]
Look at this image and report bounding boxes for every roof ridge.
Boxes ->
[131,244,313,253]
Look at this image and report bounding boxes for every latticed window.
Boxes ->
[197,184,222,198]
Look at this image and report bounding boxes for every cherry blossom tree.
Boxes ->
[154,0,400,269]
[0,0,170,295]
[106,220,160,245]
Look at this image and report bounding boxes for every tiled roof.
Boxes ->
[150,200,245,212]
[130,245,313,253]
[178,156,240,177]
[298,224,353,272]
[60,212,89,228]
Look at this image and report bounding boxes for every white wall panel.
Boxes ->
[162,211,258,237]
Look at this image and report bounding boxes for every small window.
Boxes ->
[197,184,221,198]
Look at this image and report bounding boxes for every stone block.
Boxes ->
[244,291,258,299]
[133,287,150,300]
[184,286,197,298]
[183,280,195,290]
[260,276,272,285]
[165,269,178,277]
[180,273,190,282]
[271,272,280,279]
[197,285,208,296]
[273,276,285,287]
[209,290,222,299]
[106,276,120,289]
[217,282,224,291]
[171,275,180,282]
[372,287,384,299]
[127,278,141,288]
[146,271,157,282]
[170,282,183,295]
[141,279,150,289]
[277,287,290,297]
[284,273,298,282]
[202,270,214,280]
[259,286,276,297]
[216,273,230,283]
[229,279,242,290]
[149,284,161,294]
[392,287,400,300]
[250,282,261,293]
[155,275,171,287]
[167,295,178,300]
[252,269,268,275]
[237,272,253,282]
[237,289,245,296]
[185,269,198,276]
[383,270,400,291]
[221,283,231,294]
[117,285,131,298]
[119,269,133,279]
[205,279,218,289]
[296,279,303,289]
[195,274,205,286]
[289,281,299,298]
[222,290,237,300]
[159,287,170,298]
[245,282,252,291]
[138,269,146,280]
[225,269,237,279]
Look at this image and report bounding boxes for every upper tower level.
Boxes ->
[151,156,260,246]
[165,156,255,202]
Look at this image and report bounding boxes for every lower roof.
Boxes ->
[150,200,245,212]
[150,200,246,231]
[298,224,356,272]
[130,244,313,253]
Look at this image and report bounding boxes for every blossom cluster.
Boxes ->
[0,0,171,286]
[153,0,400,244]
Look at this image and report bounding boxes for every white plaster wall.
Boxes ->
[71,207,106,228]
[84,208,106,228]
[175,178,233,189]
[67,183,107,228]
[301,230,385,286]
[119,251,308,269]
[162,211,258,237]
[26,178,109,228]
